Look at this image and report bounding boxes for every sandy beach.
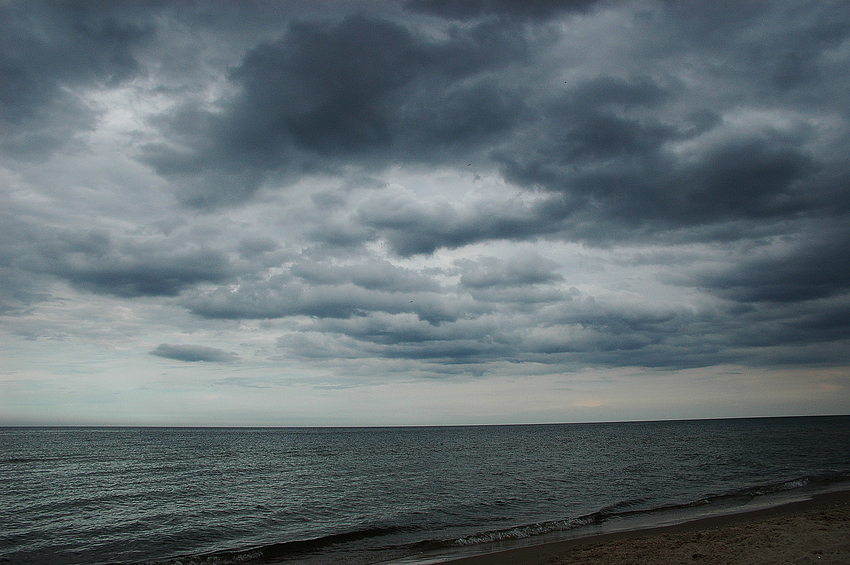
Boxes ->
[437,490,850,565]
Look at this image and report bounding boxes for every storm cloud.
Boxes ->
[140,13,529,207]
[0,2,153,158]
[2,0,849,425]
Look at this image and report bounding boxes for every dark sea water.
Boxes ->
[2,416,850,565]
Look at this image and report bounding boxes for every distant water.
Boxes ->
[2,416,850,565]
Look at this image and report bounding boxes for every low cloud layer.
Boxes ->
[151,344,239,364]
[2,0,849,424]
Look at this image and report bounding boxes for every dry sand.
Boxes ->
[437,490,850,565]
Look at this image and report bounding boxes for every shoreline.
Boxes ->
[433,489,850,565]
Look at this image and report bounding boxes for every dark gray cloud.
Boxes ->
[3,218,232,299]
[459,253,564,289]
[150,344,238,364]
[3,0,850,413]
[496,77,824,242]
[184,274,459,325]
[405,0,602,20]
[355,193,554,256]
[57,250,230,299]
[271,290,720,371]
[134,0,850,265]
[141,13,529,207]
[237,237,279,260]
[0,1,153,158]
[695,227,850,304]
[290,259,440,293]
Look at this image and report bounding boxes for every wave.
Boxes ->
[444,471,850,549]
[1,457,36,464]
[260,525,413,557]
[126,471,850,565]
[130,524,414,565]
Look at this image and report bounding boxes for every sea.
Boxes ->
[2,416,849,565]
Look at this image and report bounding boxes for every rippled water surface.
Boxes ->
[2,416,849,565]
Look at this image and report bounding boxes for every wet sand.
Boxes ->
[437,490,850,565]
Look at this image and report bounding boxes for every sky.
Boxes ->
[2,0,849,426]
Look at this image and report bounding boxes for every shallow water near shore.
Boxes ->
[2,416,849,565]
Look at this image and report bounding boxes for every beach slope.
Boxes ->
[438,490,850,565]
